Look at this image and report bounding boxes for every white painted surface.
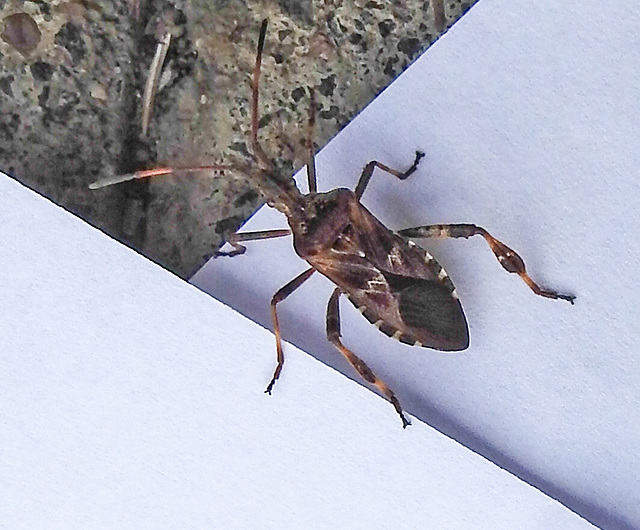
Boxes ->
[0,175,593,528]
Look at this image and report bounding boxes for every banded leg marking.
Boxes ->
[326,288,411,428]
[398,223,575,303]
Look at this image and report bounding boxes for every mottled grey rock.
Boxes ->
[1,0,477,278]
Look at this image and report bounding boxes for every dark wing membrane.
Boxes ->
[381,270,469,350]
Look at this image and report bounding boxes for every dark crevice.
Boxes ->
[112,1,193,253]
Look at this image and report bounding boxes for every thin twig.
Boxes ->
[432,0,445,33]
[141,31,171,136]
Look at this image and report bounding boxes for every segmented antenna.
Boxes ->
[89,166,234,190]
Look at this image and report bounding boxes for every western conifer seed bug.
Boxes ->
[92,19,575,428]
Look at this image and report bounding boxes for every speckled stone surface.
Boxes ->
[1,0,478,277]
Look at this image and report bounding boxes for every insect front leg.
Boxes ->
[326,288,411,428]
[397,224,576,303]
[354,150,425,199]
[266,267,316,394]
[215,229,291,257]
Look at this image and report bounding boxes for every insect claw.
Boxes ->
[387,394,411,428]
[535,283,576,305]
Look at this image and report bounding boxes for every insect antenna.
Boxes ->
[251,19,274,170]
[88,164,237,189]
[306,87,317,193]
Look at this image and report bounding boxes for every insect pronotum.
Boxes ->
[92,19,575,428]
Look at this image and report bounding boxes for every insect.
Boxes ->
[92,19,575,428]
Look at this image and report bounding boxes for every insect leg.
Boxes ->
[306,87,317,193]
[398,224,576,303]
[251,19,275,170]
[354,150,425,199]
[215,229,291,257]
[326,288,411,428]
[266,267,316,394]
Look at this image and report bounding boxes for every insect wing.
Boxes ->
[377,268,469,350]
[310,202,469,351]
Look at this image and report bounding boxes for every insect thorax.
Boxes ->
[290,188,355,258]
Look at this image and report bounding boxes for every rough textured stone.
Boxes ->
[1,0,478,278]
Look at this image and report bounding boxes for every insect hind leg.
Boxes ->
[326,288,411,428]
[398,223,576,304]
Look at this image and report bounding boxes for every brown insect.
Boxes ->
[92,20,575,428]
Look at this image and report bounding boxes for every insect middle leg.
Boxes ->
[354,150,425,199]
[266,267,316,394]
[326,288,411,428]
[397,224,575,303]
